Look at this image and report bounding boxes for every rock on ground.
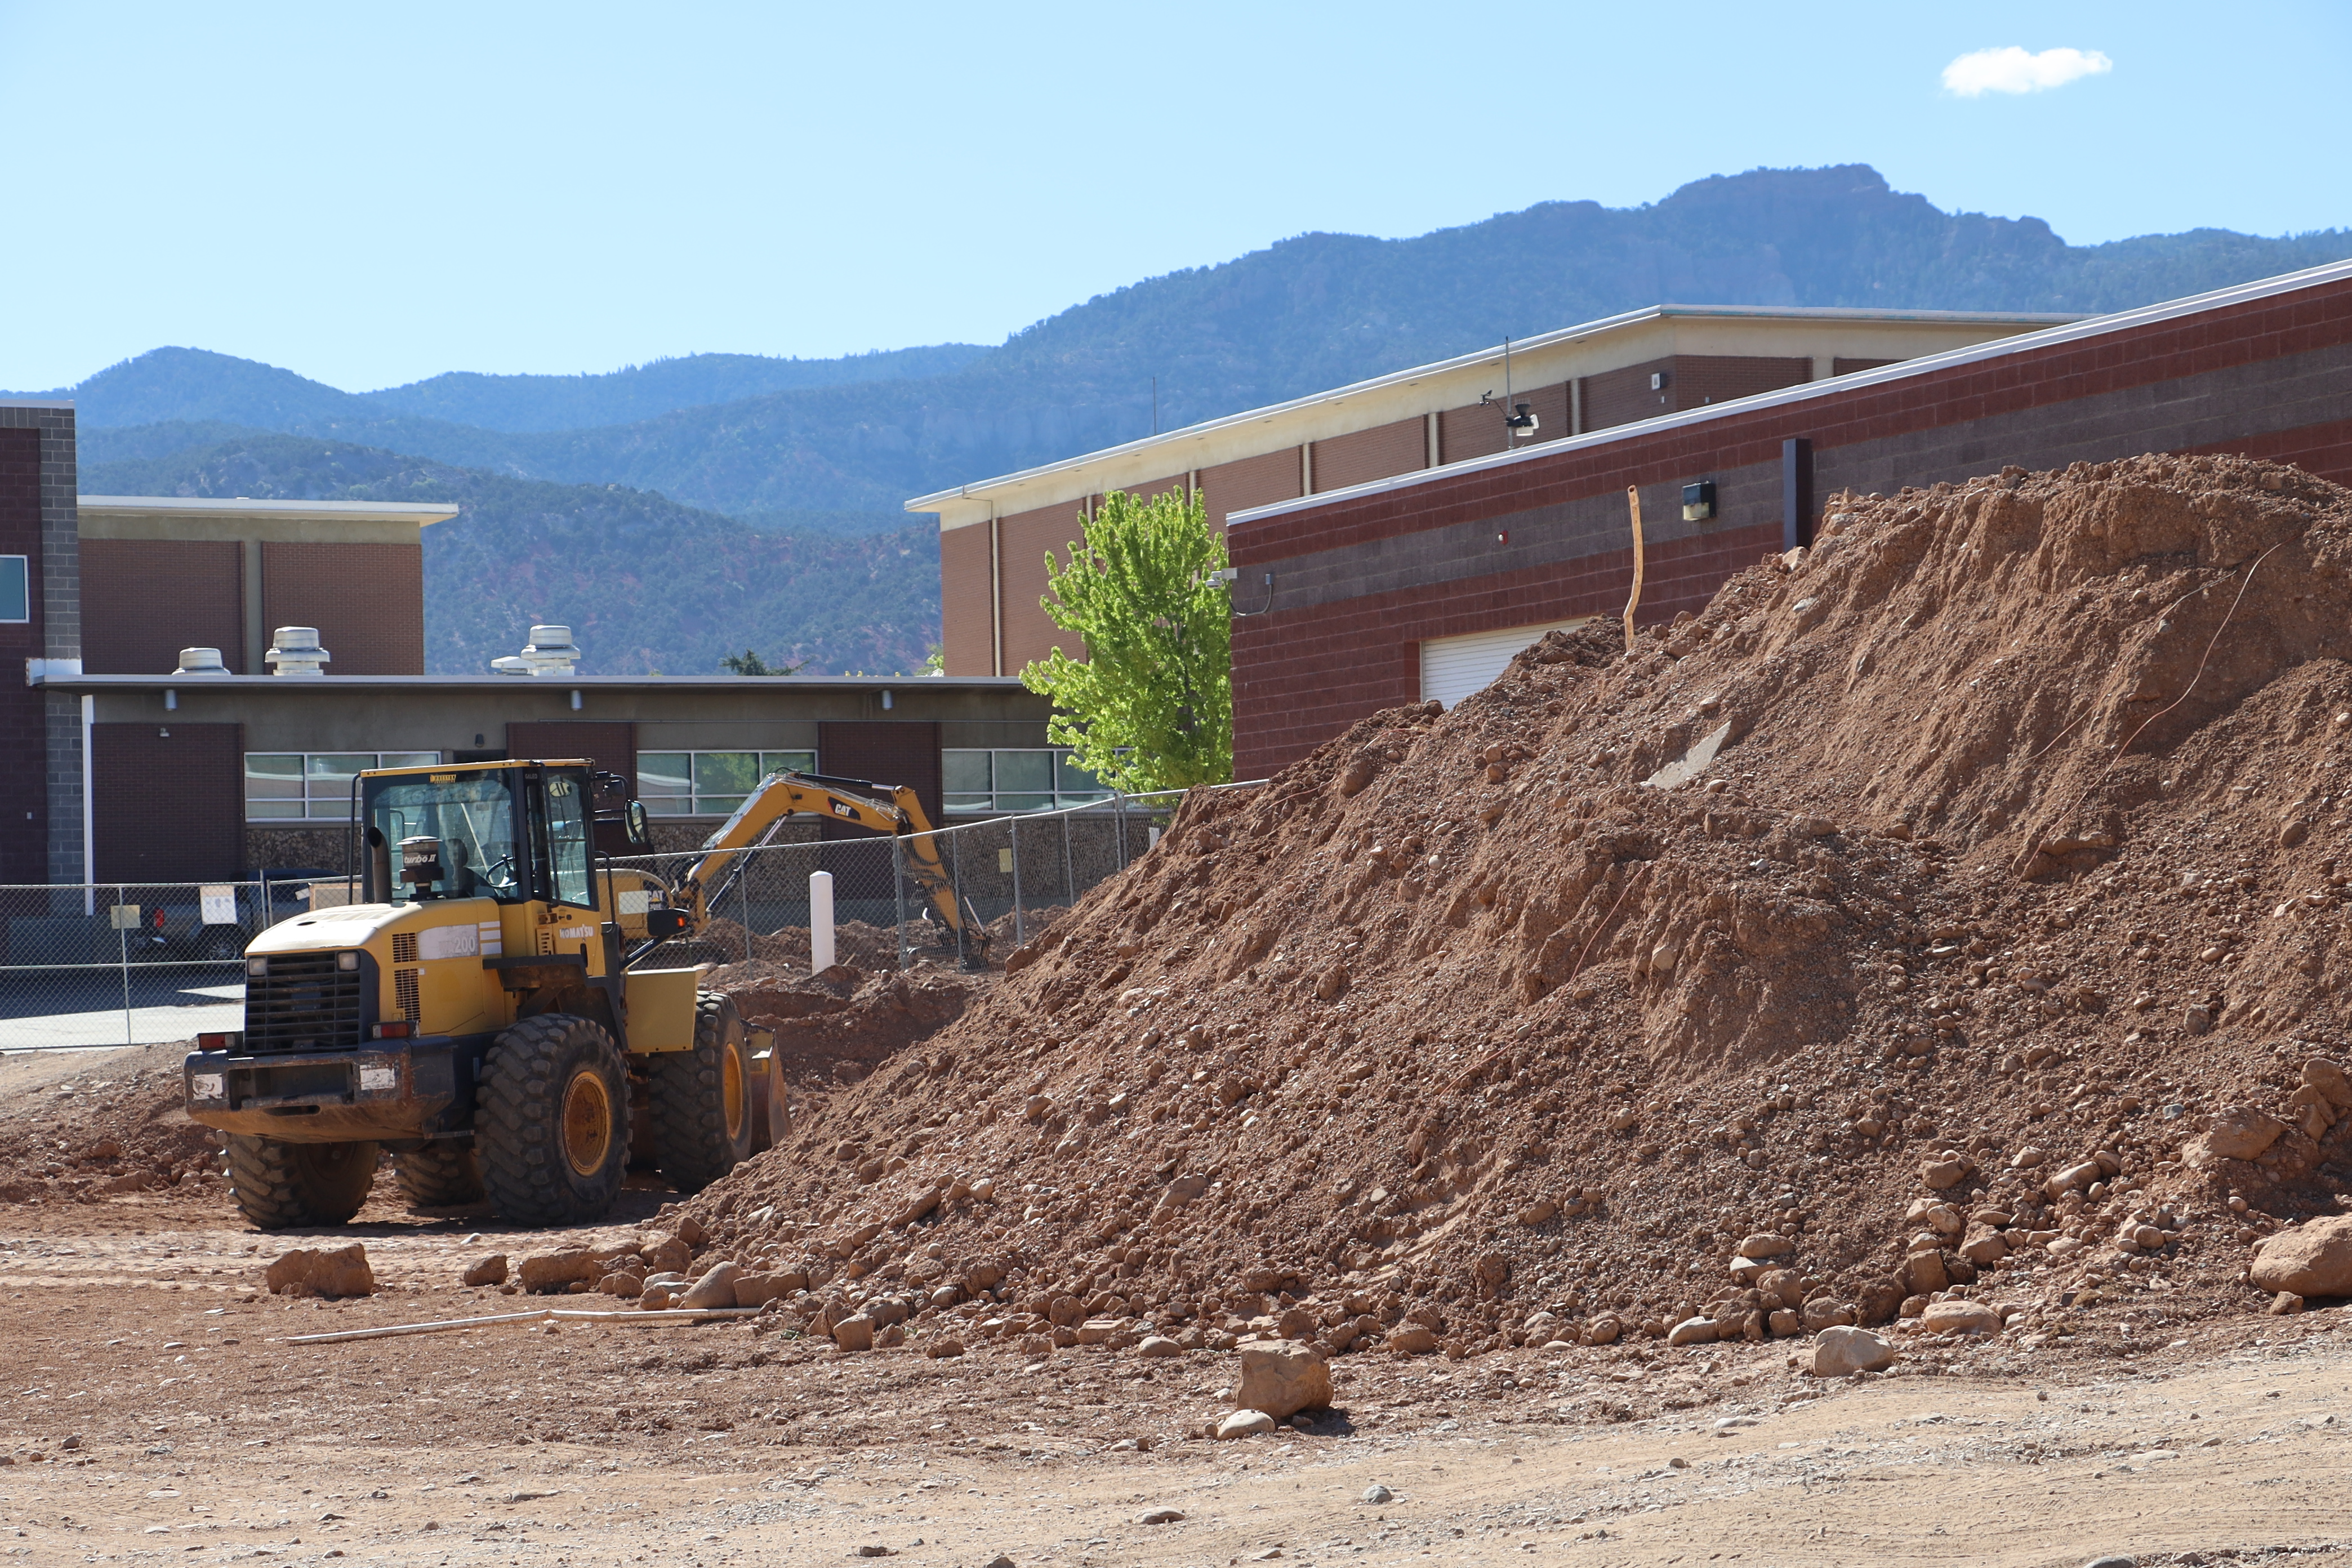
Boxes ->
[1812,1325,1896,1377]
[2250,1215,2352,1298]
[1233,1340,1331,1420]
[265,1244,375,1299]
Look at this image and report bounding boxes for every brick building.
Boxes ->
[1222,260,2352,776]
[908,306,2075,678]
[23,493,1065,886]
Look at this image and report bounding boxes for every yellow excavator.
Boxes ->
[180,761,982,1230]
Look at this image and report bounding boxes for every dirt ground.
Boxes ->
[4,1044,2350,1568]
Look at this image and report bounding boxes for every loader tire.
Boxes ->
[393,1142,485,1208]
[649,991,753,1194]
[475,1013,629,1227]
[226,1135,379,1231]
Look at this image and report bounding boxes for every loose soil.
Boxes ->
[10,453,2352,1563]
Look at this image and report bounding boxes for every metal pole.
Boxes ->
[1061,807,1074,910]
[1114,790,1128,870]
[118,884,131,1046]
[741,851,753,965]
[890,836,908,972]
[948,828,965,969]
[1010,815,1023,948]
[809,870,835,975]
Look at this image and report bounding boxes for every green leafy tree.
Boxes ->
[1022,487,1232,795]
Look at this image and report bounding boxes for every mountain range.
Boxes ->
[49,163,2352,674]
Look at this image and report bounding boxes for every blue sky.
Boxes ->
[2,0,2345,394]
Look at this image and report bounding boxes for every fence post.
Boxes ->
[1114,791,1128,870]
[890,836,908,972]
[948,828,965,969]
[740,853,753,965]
[1010,814,1023,949]
[1061,809,1074,911]
[809,870,835,975]
[117,883,132,1047]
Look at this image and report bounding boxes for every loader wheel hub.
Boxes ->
[561,1068,613,1177]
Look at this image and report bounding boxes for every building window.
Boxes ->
[636,751,816,817]
[942,749,1111,814]
[246,751,442,821]
[0,556,25,623]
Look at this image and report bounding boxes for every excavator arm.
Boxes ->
[652,770,983,962]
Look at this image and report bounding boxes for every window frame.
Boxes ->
[635,749,817,818]
[941,747,1112,815]
[246,751,444,822]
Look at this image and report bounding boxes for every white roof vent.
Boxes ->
[492,624,581,678]
[173,647,230,675]
[264,627,329,677]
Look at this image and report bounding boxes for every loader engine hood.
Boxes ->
[250,899,498,957]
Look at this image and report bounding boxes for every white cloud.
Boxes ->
[1941,46,2113,97]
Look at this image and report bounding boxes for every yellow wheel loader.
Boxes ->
[182,760,981,1230]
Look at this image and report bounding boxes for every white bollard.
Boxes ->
[809,870,835,975]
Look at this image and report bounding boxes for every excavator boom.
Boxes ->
[662,770,982,959]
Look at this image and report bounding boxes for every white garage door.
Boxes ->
[1419,620,1591,709]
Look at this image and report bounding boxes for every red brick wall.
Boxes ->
[1199,448,1303,532]
[1110,474,1189,504]
[507,722,636,790]
[81,538,245,674]
[1233,524,1777,778]
[1833,357,1902,377]
[1579,357,1677,432]
[0,429,43,883]
[1676,355,1811,409]
[1229,271,2352,776]
[92,722,245,884]
[996,500,1087,672]
[1309,417,1427,492]
[1440,384,1571,462]
[259,541,425,675]
[938,522,995,676]
[816,721,943,832]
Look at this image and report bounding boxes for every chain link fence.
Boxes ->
[611,785,1218,974]
[0,783,1256,1052]
[0,877,320,1050]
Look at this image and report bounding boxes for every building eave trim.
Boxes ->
[1224,256,2352,529]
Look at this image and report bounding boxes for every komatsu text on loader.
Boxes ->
[181,760,981,1230]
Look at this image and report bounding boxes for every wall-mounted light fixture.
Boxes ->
[1650,371,1669,392]
[1206,565,1276,616]
[1682,480,1717,523]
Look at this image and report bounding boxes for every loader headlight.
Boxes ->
[336,951,360,972]
[247,957,269,978]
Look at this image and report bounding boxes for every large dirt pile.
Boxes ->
[672,455,2352,1356]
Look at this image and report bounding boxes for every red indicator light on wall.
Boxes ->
[1495,530,1509,546]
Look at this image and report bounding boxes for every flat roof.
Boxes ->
[902,303,2078,512]
[0,398,73,411]
[1224,257,2352,529]
[78,495,461,525]
[30,672,1024,692]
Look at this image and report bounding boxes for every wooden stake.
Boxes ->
[1623,484,1646,656]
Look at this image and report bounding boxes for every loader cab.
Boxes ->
[359,760,600,910]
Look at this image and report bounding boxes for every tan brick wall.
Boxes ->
[938,522,996,676]
[997,499,1088,672]
[81,537,246,674]
[260,540,425,675]
[1198,447,1302,531]
[1309,417,1427,492]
